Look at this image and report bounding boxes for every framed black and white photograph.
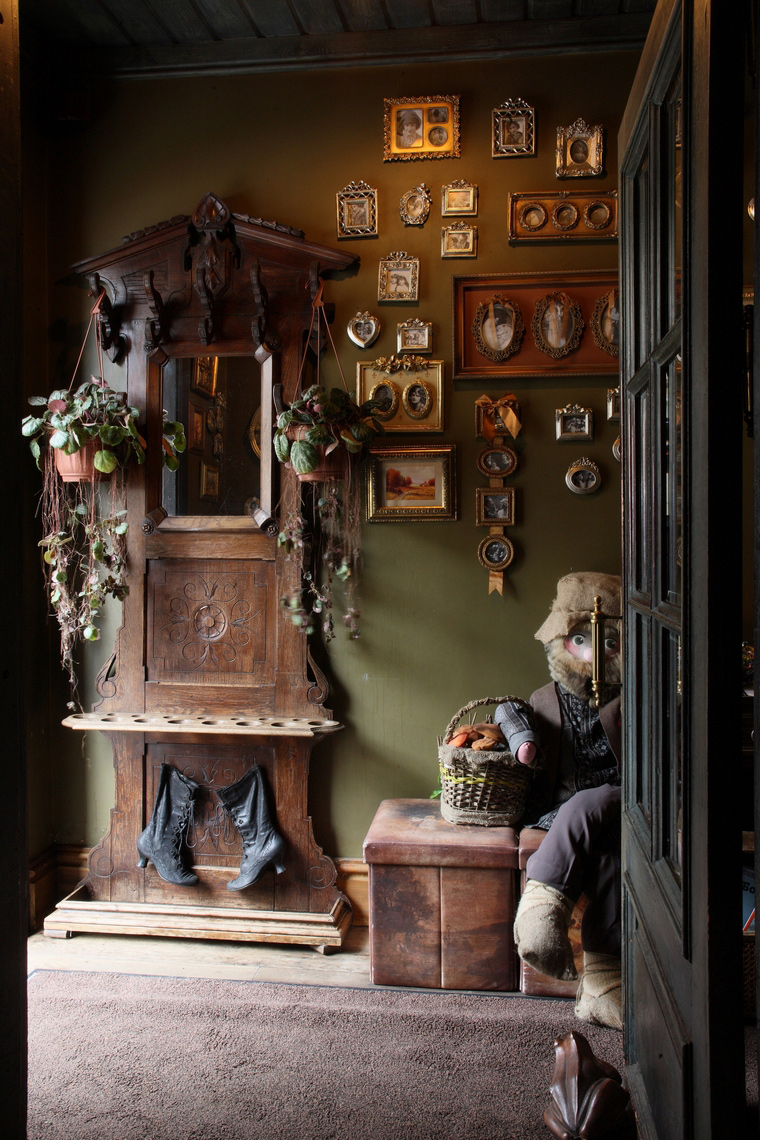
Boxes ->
[478,535,515,571]
[531,290,585,359]
[442,179,478,216]
[565,457,602,495]
[378,251,419,302]
[591,288,620,357]
[475,395,522,441]
[555,403,594,442]
[442,222,477,259]
[397,318,432,354]
[336,180,378,238]
[383,95,461,161]
[472,295,525,363]
[368,380,400,420]
[347,311,381,348]
[367,444,457,522]
[399,184,432,226]
[476,445,519,478]
[556,118,604,178]
[476,486,515,526]
[607,386,621,421]
[492,99,535,157]
[402,380,433,420]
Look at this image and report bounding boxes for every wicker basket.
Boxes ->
[438,695,536,827]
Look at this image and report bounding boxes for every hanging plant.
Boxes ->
[276,284,382,640]
[22,289,186,707]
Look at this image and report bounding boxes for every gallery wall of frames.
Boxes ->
[43,53,632,858]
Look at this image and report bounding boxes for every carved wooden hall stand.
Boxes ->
[44,193,356,951]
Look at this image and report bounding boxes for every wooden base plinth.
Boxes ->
[43,886,352,951]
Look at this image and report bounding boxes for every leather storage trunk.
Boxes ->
[363,798,520,991]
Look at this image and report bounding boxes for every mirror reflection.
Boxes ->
[162,356,262,517]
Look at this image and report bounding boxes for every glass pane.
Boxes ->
[661,627,683,876]
[162,356,262,517]
[661,355,683,607]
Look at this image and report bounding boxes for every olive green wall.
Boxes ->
[40,51,639,855]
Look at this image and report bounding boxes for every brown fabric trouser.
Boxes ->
[525,784,621,957]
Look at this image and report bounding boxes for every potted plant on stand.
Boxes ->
[22,291,185,706]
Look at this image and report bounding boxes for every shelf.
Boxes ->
[62,712,342,737]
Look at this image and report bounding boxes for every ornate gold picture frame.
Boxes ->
[378,251,419,302]
[531,291,585,359]
[471,295,525,362]
[397,317,432,354]
[556,118,604,178]
[336,180,378,238]
[357,358,443,433]
[476,486,516,526]
[590,287,620,357]
[192,356,218,396]
[478,535,515,571]
[555,403,594,442]
[442,222,477,259]
[442,179,478,215]
[492,98,535,157]
[367,444,457,522]
[383,95,461,161]
[399,184,432,226]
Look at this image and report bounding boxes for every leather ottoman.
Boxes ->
[362,798,520,991]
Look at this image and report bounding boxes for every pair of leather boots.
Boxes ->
[136,763,285,891]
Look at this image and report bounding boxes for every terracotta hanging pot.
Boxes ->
[53,439,107,483]
[288,426,346,484]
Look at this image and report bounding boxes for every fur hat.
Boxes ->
[534,571,621,645]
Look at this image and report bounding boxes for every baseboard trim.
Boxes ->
[28,845,369,931]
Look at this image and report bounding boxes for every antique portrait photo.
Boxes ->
[347,311,381,348]
[531,291,584,359]
[591,288,620,357]
[402,381,433,419]
[378,252,419,302]
[478,535,515,571]
[336,181,378,238]
[472,296,524,363]
[192,356,218,396]
[442,180,478,216]
[492,99,535,157]
[565,459,601,495]
[556,118,604,178]
[368,380,400,419]
[556,404,593,442]
[476,446,518,478]
[397,319,432,354]
[399,184,432,226]
[476,486,515,526]
[384,96,461,161]
[442,222,477,258]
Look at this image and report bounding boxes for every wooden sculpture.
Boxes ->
[544,1030,630,1140]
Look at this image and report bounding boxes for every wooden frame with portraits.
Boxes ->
[367,444,457,522]
[384,95,461,161]
[357,359,444,432]
[492,99,535,157]
[336,180,378,238]
[453,270,619,380]
[476,445,519,478]
[476,486,515,527]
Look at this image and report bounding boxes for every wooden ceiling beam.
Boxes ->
[66,14,653,77]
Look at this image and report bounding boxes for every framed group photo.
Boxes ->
[357,358,443,433]
[384,95,461,161]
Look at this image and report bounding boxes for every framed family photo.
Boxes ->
[367,444,457,522]
[476,486,515,526]
[442,222,477,259]
[556,118,605,178]
[478,535,515,571]
[471,294,525,362]
[378,251,420,302]
[384,95,461,161]
[492,98,535,157]
[357,359,443,432]
[442,179,478,216]
[555,403,594,442]
[336,180,378,238]
[397,317,432,354]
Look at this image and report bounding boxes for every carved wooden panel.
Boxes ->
[146,559,275,686]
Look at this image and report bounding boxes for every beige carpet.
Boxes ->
[27,969,633,1140]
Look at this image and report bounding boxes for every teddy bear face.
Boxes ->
[546,620,621,700]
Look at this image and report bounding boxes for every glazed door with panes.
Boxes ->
[619,1,747,1136]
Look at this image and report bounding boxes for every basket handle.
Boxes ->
[443,695,531,744]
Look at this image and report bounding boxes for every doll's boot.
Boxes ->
[575,952,623,1030]
[136,763,199,886]
[217,765,286,891]
[514,878,577,980]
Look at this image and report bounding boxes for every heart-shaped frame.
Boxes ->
[347,311,381,348]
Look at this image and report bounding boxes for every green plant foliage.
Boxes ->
[273,384,384,475]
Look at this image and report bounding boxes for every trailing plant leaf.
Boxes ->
[290,439,319,474]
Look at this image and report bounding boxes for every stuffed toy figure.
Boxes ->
[496,571,623,1030]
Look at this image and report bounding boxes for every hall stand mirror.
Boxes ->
[43,193,357,951]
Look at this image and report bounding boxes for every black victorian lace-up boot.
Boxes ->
[136,763,199,886]
[217,765,286,891]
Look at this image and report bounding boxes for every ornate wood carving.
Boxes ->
[45,194,357,949]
